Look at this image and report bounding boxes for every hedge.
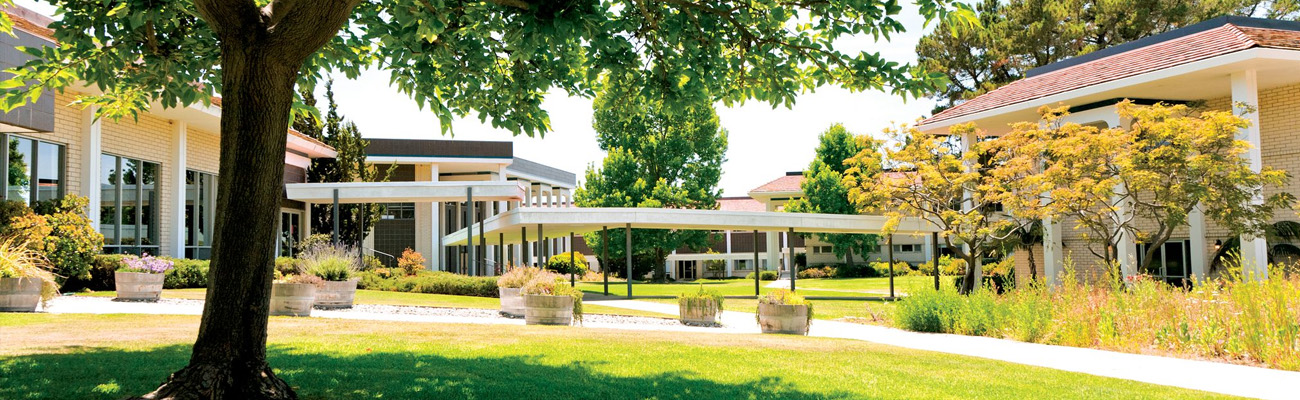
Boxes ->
[357,270,498,297]
[61,254,209,292]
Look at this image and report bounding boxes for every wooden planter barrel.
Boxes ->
[270,283,317,317]
[523,294,573,326]
[0,277,42,312]
[499,287,525,317]
[314,278,359,309]
[115,271,165,301]
[679,300,720,325]
[757,303,810,335]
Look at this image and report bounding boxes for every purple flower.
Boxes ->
[121,253,175,274]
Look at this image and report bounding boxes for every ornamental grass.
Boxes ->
[890,262,1300,371]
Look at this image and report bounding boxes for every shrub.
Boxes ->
[521,274,583,323]
[296,234,332,254]
[274,257,299,276]
[300,244,361,281]
[163,258,208,289]
[830,262,874,278]
[398,248,426,276]
[546,252,589,276]
[0,199,32,236]
[0,237,58,305]
[358,270,498,297]
[758,289,814,323]
[796,266,834,279]
[497,266,551,289]
[279,273,324,287]
[869,261,911,277]
[744,270,779,281]
[9,195,103,283]
[915,255,966,276]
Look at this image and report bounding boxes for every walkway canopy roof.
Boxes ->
[285,181,525,204]
[443,207,940,245]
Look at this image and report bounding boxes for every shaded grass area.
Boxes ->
[0,314,1236,399]
[69,288,673,319]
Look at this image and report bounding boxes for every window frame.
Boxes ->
[0,134,66,206]
[101,153,161,255]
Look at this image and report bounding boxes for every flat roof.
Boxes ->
[443,207,940,245]
[285,181,525,204]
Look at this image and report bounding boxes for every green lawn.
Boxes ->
[0,314,1236,399]
[70,289,674,319]
[577,276,952,298]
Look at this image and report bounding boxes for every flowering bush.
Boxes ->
[118,254,175,274]
[299,243,360,281]
[9,195,103,283]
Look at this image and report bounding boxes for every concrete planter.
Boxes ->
[270,283,317,317]
[679,300,720,325]
[314,278,359,309]
[523,294,573,326]
[0,277,42,312]
[115,271,165,301]
[757,303,810,335]
[499,287,525,317]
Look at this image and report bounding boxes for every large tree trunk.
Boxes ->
[140,43,302,400]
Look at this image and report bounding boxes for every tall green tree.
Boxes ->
[785,124,878,269]
[576,74,727,282]
[0,0,974,396]
[292,80,391,249]
[918,0,1298,112]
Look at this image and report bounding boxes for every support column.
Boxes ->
[788,228,796,291]
[79,106,102,233]
[625,223,633,298]
[753,230,760,296]
[932,232,941,290]
[1232,69,1269,280]
[765,231,778,273]
[521,226,529,268]
[415,164,440,268]
[959,130,981,279]
[168,121,187,258]
[466,188,474,276]
[1114,184,1136,278]
[602,226,609,296]
[1042,214,1065,286]
[724,230,733,277]
[537,223,545,267]
[1189,204,1208,282]
[887,235,895,298]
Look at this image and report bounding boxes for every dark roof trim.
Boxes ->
[1069,98,1189,114]
[365,138,513,159]
[1026,16,1300,77]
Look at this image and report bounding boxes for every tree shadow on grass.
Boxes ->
[1,344,851,399]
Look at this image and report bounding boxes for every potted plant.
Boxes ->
[677,285,724,325]
[271,273,321,317]
[757,289,813,335]
[497,265,548,317]
[300,244,361,309]
[521,274,583,326]
[0,238,57,312]
[115,254,174,301]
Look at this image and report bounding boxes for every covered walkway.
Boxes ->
[443,207,943,297]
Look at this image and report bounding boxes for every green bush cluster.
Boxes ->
[163,258,209,289]
[796,266,833,279]
[357,270,498,297]
[744,270,779,281]
[546,252,589,276]
[62,254,210,292]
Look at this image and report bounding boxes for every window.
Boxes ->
[382,203,415,220]
[2,135,64,206]
[278,210,302,258]
[102,154,160,255]
[1137,240,1192,286]
[185,170,217,259]
[893,244,919,253]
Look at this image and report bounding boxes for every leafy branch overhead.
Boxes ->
[0,0,975,131]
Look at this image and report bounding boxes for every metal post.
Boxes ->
[498,233,504,273]
[521,226,529,267]
[478,220,486,276]
[788,228,796,292]
[602,226,609,296]
[753,230,760,296]
[466,188,474,276]
[932,232,941,291]
[358,202,367,264]
[569,231,576,287]
[537,224,545,268]
[625,223,632,299]
[331,188,339,245]
[887,234,895,299]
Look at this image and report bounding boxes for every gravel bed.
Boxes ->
[334,303,504,319]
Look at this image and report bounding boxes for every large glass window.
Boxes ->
[102,154,160,255]
[278,210,302,258]
[1137,239,1192,286]
[1,135,64,206]
[185,170,217,259]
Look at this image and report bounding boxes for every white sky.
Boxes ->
[17,0,937,196]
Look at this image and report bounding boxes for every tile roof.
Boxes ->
[749,174,803,194]
[920,19,1300,127]
[718,197,765,212]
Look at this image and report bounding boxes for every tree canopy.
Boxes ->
[785,124,878,266]
[575,74,727,281]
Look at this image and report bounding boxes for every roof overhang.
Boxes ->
[285,181,525,204]
[443,207,940,245]
[918,47,1300,135]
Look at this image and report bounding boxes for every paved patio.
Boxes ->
[36,295,1299,400]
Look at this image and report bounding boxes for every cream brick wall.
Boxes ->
[186,127,220,174]
[1043,82,1300,282]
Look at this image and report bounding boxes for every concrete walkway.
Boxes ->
[585,299,1300,400]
